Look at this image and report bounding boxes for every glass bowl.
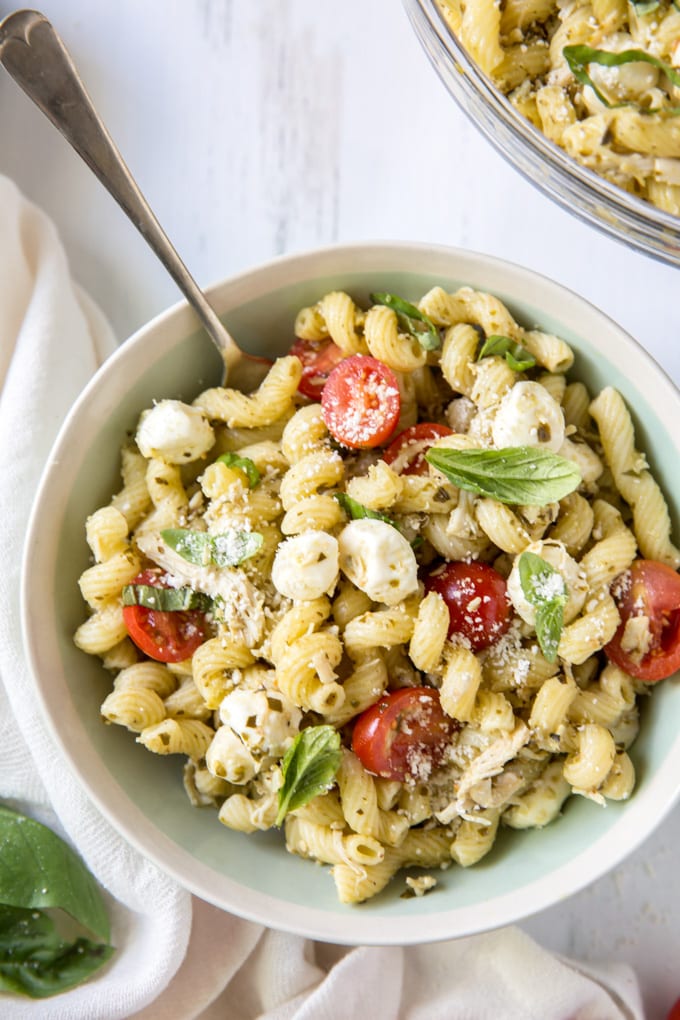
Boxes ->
[404,0,680,268]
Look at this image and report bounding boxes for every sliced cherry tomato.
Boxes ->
[321,354,401,449]
[122,569,207,663]
[605,559,680,682]
[288,337,345,400]
[383,422,453,475]
[351,687,458,782]
[424,560,511,651]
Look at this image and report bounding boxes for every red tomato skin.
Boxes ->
[383,423,454,475]
[351,687,458,782]
[321,355,401,449]
[605,559,680,682]
[288,337,345,401]
[122,570,207,664]
[424,561,511,651]
[667,997,680,1020]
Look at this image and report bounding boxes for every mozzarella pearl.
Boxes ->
[491,381,565,453]
[337,518,418,606]
[136,399,214,463]
[507,539,588,626]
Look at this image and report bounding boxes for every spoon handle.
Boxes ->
[0,9,244,375]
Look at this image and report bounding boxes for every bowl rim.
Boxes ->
[404,0,680,264]
[20,239,680,944]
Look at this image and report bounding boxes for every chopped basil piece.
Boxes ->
[478,334,536,372]
[122,583,212,612]
[334,492,398,528]
[425,446,581,505]
[370,292,441,351]
[276,725,342,825]
[518,551,568,662]
[563,45,680,113]
[216,452,261,488]
[161,527,263,567]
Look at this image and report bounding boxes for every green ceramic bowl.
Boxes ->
[21,242,680,944]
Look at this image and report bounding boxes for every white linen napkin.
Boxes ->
[0,173,646,1020]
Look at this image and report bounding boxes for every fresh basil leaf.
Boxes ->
[122,583,212,612]
[161,527,263,567]
[425,446,581,505]
[216,452,261,488]
[0,806,109,941]
[0,904,113,999]
[478,334,536,372]
[334,492,397,528]
[370,292,441,351]
[518,551,568,662]
[276,725,342,825]
[563,45,680,113]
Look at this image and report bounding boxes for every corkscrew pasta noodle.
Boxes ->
[75,284,679,904]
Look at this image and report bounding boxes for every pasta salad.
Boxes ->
[436,0,680,215]
[75,284,680,904]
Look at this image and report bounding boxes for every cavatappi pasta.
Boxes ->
[75,284,680,904]
[436,0,680,215]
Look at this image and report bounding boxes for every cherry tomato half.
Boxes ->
[605,559,680,682]
[424,560,511,651]
[288,337,345,401]
[352,687,458,782]
[122,569,207,664]
[321,355,401,449]
[383,422,454,475]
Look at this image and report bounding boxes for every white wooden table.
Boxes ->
[1,1,678,1015]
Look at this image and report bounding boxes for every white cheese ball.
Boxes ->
[205,725,258,785]
[491,381,565,453]
[136,399,215,463]
[219,687,302,757]
[271,531,339,601]
[507,539,588,627]
[337,518,418,606]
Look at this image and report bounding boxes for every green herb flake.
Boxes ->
[334,492,398,528]
[518,551,568,662]
[370,292,441,351]
[563,45,680,113]
[161,527,263,567]
[0,806,113,998]
[121,583,212,612]
[216,452,261,488]
[276,726,342,826]
[425,446,581,506]
[478,334,536,372]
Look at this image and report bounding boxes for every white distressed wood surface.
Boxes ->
[1,1,678,1014]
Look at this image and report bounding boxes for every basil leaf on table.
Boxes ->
[370,292,441,351]
[0,905,113,999]
[563,45,680,113]
[161,527,263,567]
[0,806,113,998]
[334,492,398,528]
[216,451,261,488]
[122,583,213,612]
[477,334,537,372]
[425,446,581,505]
[276,726,342,825]
[518,551,569,662]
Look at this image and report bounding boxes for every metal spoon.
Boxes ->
[0,9,271,392]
